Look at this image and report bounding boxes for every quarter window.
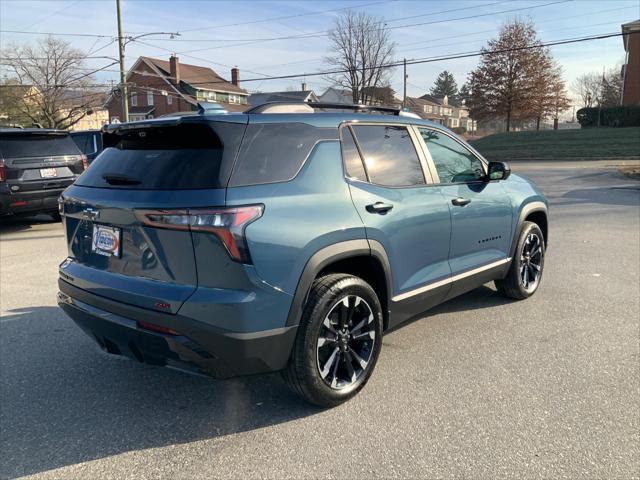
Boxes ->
[341,128,367,182]
[418,128,485,183]
[229,123,337,187]
[350,125,425,187]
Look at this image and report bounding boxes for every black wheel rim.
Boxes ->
[520,232,543,291]
[316,295,376,390]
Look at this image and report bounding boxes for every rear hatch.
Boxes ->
[0,131,85,193]
[59,117,248,313]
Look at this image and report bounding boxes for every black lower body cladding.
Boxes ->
[0,188,64,217]
[58,280,298,379]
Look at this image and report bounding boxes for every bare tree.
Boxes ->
[1,36,105,129]
[600,67,623,107]
[325,11,396,104]
[571,72,601,108]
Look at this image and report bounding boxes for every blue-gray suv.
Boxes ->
[58,103,548,407]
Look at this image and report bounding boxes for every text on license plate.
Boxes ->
[40,168,57,178]
[92,224,121,257]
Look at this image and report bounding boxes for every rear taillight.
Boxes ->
[136,205,264,263]
[80,154,89,170]
[0,158,5,182]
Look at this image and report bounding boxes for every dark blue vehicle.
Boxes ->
[57,103,548,406]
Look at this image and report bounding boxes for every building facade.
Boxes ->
[621,20,640,106]
[106,56,249,122]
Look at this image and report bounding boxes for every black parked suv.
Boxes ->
[0,129,87,219]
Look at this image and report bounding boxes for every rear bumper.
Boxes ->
[0,187,65,216]
[57,280,297,379]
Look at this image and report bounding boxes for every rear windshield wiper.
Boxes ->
[102,174,142,185]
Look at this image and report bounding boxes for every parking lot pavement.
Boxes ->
[1,162,638,479]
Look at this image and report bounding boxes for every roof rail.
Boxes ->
[245,101,403,115]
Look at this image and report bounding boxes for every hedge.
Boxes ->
[577,106,640,128]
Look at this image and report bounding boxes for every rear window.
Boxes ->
[228,123,337,187]
[0,134,80,158]
[76,122,245,190]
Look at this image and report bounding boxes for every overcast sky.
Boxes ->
[1,0,638,101]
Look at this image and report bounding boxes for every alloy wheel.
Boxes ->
[316,295,376,390]
[520,232,543,291]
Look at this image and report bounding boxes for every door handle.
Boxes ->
[451,197,471,207]
[366,202,394,214]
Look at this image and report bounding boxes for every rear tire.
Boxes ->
[284,274,383,407]
[495,221,545,299]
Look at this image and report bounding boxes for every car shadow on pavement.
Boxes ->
[559,186,640,207]
[430,285,516,315]
[0,214,60,234]
[0,306,321,478]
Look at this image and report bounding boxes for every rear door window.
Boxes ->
[0,134,80,158]
[76,121,245,189]
[229,123,337,187]
[350,125,425,187]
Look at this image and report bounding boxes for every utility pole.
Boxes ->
[402,58,407,109]
[116,0,128,122]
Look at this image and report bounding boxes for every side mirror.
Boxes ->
[487,161,511,181]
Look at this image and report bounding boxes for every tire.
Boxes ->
[495,221,545,300]
[283,273,384,407]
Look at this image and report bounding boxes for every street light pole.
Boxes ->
[116,0,128,122]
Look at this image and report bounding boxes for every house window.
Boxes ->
[167,94,172,105]
[130,92,137,107]
[423,105,431,113]
[147,91,154,106]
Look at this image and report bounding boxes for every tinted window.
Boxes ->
[76,122,245,189]
[71,132,96,155]
[0,134,80,158]
[229,123,337,187]
[351,125,425,187]
[418,128,485,183]
[341,127,366,181]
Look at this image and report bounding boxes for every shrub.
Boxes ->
[451,126,467,134]
[577,106,640,128]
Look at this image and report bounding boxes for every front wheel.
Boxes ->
[284,274,383,407]
[495,221,545,299]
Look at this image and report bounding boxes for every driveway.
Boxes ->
[1,161,638,479]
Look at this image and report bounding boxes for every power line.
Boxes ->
[9,31,631,89]
[177,0,391,33]
[174,0,573,54]
[149,1,507,42]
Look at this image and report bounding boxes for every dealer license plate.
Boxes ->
[91,224,121,257]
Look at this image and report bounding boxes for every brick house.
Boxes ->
[106,56,249,122]
[621,20,640,106]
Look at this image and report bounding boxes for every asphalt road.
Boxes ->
[1,162,639,479]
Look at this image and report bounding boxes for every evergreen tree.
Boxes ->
[430,71,458,101]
